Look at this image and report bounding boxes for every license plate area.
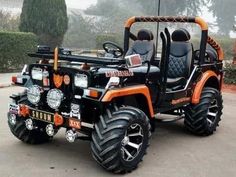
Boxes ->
[69,118,81,129]
[30,109,54,124]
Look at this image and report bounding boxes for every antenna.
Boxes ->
[155,0,161,52]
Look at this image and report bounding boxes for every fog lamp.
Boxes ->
[25,119,34,130]
[8,113,17,126]
[46,124,55,137]
[65,129,77,143]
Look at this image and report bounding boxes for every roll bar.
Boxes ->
[123,16,224,62]
[207,36,224,61]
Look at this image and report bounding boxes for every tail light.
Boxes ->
[12,76,17,84]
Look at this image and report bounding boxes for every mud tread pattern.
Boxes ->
[184,87,223,136]
[8,116,51,144]
[91,106,151,174]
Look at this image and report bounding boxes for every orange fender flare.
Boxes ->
[101,85,154,118]
[192,71,218,104]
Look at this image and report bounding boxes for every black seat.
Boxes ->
[126,29,155,62]
[167,28,193,90]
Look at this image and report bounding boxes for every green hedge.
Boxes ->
[0,31,38,73]
[224,63,236,84]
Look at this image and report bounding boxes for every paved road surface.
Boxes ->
[0,87,236,177]
[0,73,19,87]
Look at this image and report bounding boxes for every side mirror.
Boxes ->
[125,54,142,68]
[37,45,51,53]
[105,77,120,89]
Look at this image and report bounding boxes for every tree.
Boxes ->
[19,0,68,48]
[85,0,208,36]
[210,0,236,36]
[63,13,97,49]
[135,0,208,16]
[233,25,236,63]
[0,10,19,31]
[87,0,207,17]
[85,0,137,34]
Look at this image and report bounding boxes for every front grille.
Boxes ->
[28,64,91,112]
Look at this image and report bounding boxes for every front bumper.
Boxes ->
[8,103,93,130]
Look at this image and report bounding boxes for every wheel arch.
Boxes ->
[101,85,154,118]
[114,94,153,118]
[192,70,220,104]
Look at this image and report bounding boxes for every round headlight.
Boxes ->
[47,89,64,109]
[27,85,41,105]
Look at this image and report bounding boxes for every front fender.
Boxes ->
[101,85,154,118]
[192,70,219,104]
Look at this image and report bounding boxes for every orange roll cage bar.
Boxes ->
[123,16,224,63]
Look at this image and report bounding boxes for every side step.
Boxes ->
[154,114,184,123]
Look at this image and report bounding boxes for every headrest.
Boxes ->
[137,29,154,41]
[172,28,191,42]
[206,48,218,60]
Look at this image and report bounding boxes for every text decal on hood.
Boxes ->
[105,70,134,77]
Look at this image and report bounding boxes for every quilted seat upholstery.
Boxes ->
[126,29,155,63]
[167,28,193,90]
[168,55,187,78]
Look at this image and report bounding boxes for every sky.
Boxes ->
[66,0,97,9]
[0,0,234,37]
[65,0,234,37]
[0,0,98,13]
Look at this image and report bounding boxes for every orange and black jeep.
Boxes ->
[7,16,224,173]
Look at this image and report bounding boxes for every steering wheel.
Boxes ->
[103,41,124,58]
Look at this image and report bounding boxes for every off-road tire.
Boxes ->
[91,106,151,174]
[184,87,223,136]
[8,114,51,144]
[8,96,52,144]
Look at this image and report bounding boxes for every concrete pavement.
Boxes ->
[0,73,19,88]
[0,86,236,177]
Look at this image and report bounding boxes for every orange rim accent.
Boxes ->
[192,71,218,104]
[53,74,63,88]
[195,17,208,30]
[124,16,136,28]
[102,85,154,118]
[19,104,29,117]
[54,113,64,126]
[54,47,59,71]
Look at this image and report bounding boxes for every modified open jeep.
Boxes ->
[7,16,224,173]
